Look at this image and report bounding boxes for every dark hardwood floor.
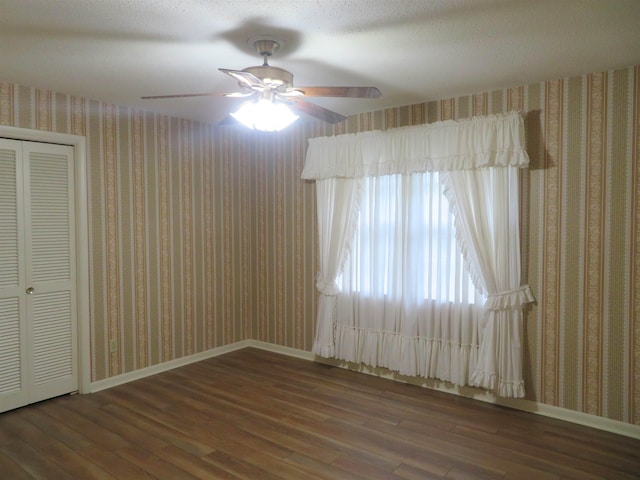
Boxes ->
[1,348,639,479]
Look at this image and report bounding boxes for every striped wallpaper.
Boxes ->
[0,84,256,381]
[0,63,638,426]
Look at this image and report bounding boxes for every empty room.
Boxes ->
[1,1,640,478]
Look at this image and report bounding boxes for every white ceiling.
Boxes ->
[2,0,640,125]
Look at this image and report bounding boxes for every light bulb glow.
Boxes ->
[231,98,299,132]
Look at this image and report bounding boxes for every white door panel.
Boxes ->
[0,139,77,413]
[0,141,28,411]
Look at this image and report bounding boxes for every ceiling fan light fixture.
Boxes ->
[231,97,299,132]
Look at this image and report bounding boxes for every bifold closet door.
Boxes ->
[0,139,78,413]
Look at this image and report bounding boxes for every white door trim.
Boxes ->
[0,126,90,395]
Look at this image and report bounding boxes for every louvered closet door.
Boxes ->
[0,139,77,413]
[0,140,28,412]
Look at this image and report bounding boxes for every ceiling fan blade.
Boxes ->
[141,92,230,99]
[219,68,268,91]
[289,98,347,124]
[293,86,382,98]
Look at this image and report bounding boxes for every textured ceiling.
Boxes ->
[1,0,640,124]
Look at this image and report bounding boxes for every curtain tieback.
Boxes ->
[316,278,340,296]
[485,285,535,310]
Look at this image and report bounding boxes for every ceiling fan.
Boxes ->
[141,37,382,126]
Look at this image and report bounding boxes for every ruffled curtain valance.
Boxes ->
[302,111,529,179]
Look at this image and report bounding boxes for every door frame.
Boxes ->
[0,126,90,395]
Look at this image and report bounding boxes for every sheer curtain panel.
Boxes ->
[335,172,485,386]
[302,112,533,397]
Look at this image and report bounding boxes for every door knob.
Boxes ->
[26,287,34,295]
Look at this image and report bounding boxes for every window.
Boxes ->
[338,172,483,306]
[305,112,531,396]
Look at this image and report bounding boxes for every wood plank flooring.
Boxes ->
[1,348,639,479]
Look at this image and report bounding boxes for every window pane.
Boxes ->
[339,172,481,305]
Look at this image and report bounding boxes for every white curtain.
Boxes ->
[335,172,484,386]
[302,112,533,397]
[441,167,534,396]
[312,178,362,357]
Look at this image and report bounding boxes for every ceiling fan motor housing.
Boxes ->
[243,65,294,89]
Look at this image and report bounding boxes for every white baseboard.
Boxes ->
[89,340,251,393]
[89,339,640,440]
